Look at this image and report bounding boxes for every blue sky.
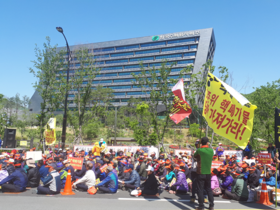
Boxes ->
[0,0,279,99]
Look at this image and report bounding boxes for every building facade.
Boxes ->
[29,28,216,113]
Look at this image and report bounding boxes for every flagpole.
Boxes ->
[276,161,278,208]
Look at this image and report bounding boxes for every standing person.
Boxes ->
[243,141,253,159]
[190,140,199,203]
[0,134,2,148]
[194,137,214,210]
[216,143,224,157]
[267,143,276,159]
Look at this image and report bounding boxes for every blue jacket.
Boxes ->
[0,168,28,191]
[216,146,224,156]
[124,170,140,187]
[259,176,276,186]
[96,172,118,193]
[38,165,49,181]
[221,175,234,191]
[242,171,249,181]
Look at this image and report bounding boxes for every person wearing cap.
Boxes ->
[242,141,253,160]
[95,165,118,193]
[137,165,158,196]
[6,159,16,175]
[37,160,49,182]
[155,160,167,180]
[210,169,220,193]
[137,157,147,181]
[37,163,61,195]
[26,159,40,188]
[241,163,249,181]
[193,137,214,210]
[216,143,224,157]
[0,160,28,192]
[73,161,96,191]
[221,170,234,193]
[190,140,200,203]
[169,163,188,194]
[74,162,87,180]
[92,142,102,158]
[224,170,248,201]
[259,171,276,190]
[161,164,175,184]
[267,143,276,159]
[95,159,106,181]
[63,159,75,181]
[122,164,140,190]
[246,167,259,202]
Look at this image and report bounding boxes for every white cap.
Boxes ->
[146,165,154,172]
[100,138,104,142]
[219,143,222,145]
[63,160,70,164]
[9,159,14,163]
[59,148,62,151]
[0,155,4,158]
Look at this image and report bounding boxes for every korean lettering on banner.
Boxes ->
[211,161,223,169]
[203,72,256,149]
[257,153,271,164]
[68,157,83,170]
[223,150,243,160]
[100,164,108,173]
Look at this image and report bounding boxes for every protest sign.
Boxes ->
[45,118,56,145]
[20,141,27,146]
[174,149,192,156]
[26,151,42,161]
[211,161,223,169]
[68,157,83,170]
[258,153,271,164]
[202,72,257,149]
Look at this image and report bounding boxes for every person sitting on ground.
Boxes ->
[211,169,220,194]
[37,163,61,195]
[37,160,49,181]
[221,170,233,194]
[259,171,275,190]
[0,164,9,182]
[137,165,159,196]
[122,164,140,190]
[63,160,75,181]
[95,160,106,181]
[161,164,175,189]
[26,159,40,188]
[169,163,188,194]
[0,160,28,192]
[247,167,259,189]
[112,160,119,177]
[6,159,15,175]
[73,161,96,192]
[155,160,167,180]
[241,163,249,181]
[224,170,248,201]
[138,157,147,181]
[95,165,118,193]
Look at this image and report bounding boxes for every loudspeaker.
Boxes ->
[3,129,16,148]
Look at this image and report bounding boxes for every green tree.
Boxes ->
[29,36,65,142]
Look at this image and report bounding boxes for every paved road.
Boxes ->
[0,189,279,210]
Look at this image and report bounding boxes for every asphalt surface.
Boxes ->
[0,188,279,210]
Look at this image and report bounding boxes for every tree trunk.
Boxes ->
[210,130,214,147]
[206,125,209,138]
[30,137,34,149]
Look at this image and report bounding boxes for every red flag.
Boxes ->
[169,79,192,124]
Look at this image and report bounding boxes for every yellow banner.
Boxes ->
[203,72,257,149]
[20,141,27,146]
[44,118,56,145]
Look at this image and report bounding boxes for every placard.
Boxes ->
[223,150,243,160]
[20,141,27,146]
[26,151,42,161]
[258,153,271,164]
[211,161,223,169]
[68,157,83,170]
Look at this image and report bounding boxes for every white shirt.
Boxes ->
[74,170,96,188]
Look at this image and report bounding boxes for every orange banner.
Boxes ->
[68,157,83,170]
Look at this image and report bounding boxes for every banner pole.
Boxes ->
[276,160,278,208]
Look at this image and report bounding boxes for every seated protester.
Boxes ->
[221,170,233,193]
[112,160,119,177]
[247,168,259,189]
[37,163,61,195]
[0,164,9,182]
[0,160,28,192]
[6,159,15,175]
[95,160,107,181]
[73,162,96,191]
[118,160,128,180]
[122,164,140,190]
[259,171,276,190]
[37,160,49,181]
[57,163,67,188]
[74,163,87,180]
[211,169,220,192]
[63,160,75,181]
[26,159,40,188]
[95,165,118,193]
[169,163,188,194]
[138,157,147,181]
[161,164,175,183]
[241,163,249,181]
[155,160,167,180]
[225,171,248,201]
[137,166,159,196]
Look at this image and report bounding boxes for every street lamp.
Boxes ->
[56,26,71,149]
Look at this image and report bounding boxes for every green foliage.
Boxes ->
[189,123,201,137]
[83,121,102,139]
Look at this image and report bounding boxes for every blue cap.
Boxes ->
[127,164,134,170]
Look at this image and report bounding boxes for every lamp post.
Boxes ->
[114,105,117,146]
[56,27,71,149]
